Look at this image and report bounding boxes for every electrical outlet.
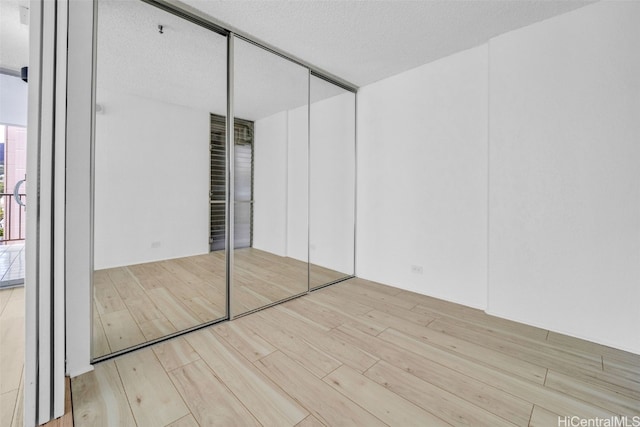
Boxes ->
[310,244,316,251]
[151,241,161,248]
[411,265,423,274]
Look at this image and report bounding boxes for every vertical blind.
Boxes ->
[210,114,254,251]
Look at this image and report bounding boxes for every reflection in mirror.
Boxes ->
[309,77,356,289]
[92,0,227,359]
[232,37,309,317]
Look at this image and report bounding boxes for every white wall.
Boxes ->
[488,2,640,354]
[287,105,309,263]
[310,91,356,274]
[93,89,210,269]
[253,106,309,262]
[253,111,289,257]
[356,1,640,354]
[357,45,489,309]
[0,73,28,127]
[255,96,360,273]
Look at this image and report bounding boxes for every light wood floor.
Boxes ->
[75,277,640,426]
[0,287,24,427]
[93,248,349,358]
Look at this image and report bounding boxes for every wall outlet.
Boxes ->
[411,265,423,274]
[310,244,316,251]
[151,241,161,248]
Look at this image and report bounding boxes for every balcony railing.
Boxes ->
[1,193,26,242]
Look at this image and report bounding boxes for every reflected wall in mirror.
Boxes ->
[309,77,356,289]
[232,37,309,317]
[92,0,227,359]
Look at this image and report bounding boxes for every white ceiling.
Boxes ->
[180,0,594,87]
[3,0,594,118]
[96,0,332,120]
[2,0,595,84]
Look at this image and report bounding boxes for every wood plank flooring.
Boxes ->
[0,287,24,427]
[74,277,640,427]
[93,248,349,358]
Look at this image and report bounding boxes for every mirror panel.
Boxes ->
[232,37,309,317]
[92,0,227,359]
[309,77,356,290]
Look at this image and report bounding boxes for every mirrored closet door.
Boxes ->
[309,76,356,289]
[91,0,357,359]
[231,37,310,317]
[92,0,228,359]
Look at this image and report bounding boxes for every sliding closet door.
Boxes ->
[92,0,227,359]
[309,77,356,289]
[231,37,309,317]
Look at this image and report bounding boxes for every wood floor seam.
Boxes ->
[526,404,535,426]
[380,326,548,384]
[202,362,265,427]
[112,355,143,426]
[336,364,450,425]
[319,373,396,426]
[543,368,549,385]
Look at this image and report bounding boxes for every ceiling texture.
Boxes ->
[95,0,333,121]
[0,0,594,87]
[179,0,593,87]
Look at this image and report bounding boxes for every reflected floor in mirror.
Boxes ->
[93,248,348,358]
[93,252,228,358]
[232,248,307,317]
[309,264,351,290]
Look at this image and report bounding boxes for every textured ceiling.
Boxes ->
[3,0,594,116]
[96,0,344,121]
[96,0,227,115]
[180,0,594,87]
